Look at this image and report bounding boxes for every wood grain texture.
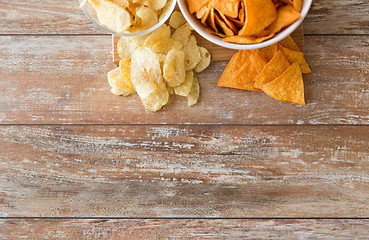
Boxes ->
[112,25,303,64]
[1,219,369,239]
[1,125,368,217]
[1,35,368,125]
[0,0,368,35]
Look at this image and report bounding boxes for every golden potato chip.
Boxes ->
[262,5,300,36]
[175,71,194,96]
[212,0,240,19]
[187,72,200,106]
[254,50,290,88]
[108,60,136,96]
[261,62,305,105]
[131,47,169,112]
[159,0,174,21]
[169,11,187,29]
[90,0,132,33]
[172,23,193,45]
[117,34,148,60]
[187,0,209,14]
[218,50,267,90]
[144,24,171,48]
[151,38,183,55]
[194,47,211,73]
[239,0,277,36]
[183,35,202,71]
[279,35,300,52]
[132,0,167,10]
[112,0,129,8]
[167,86,175,94]
[163,49,186,87]
[280,46,311,74]
[214,11,235,36]
[135,5,159,30]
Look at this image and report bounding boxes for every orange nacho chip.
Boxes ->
[280,0,303,12]
[214,11,235,36]
[262,5,300,36]
[260,62,305,105]
[254,50,290,89]
[212,0,241,19]
[187,0,209,14]
[239,0,277,36]
[279,35,301,52]
[280,46,311,74]
[218,50,267,90]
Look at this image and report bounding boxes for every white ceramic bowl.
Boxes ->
[177,0,312,50]
[80,0,177,37]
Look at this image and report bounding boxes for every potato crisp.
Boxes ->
[218,35,310,105]
[188,0,302,44]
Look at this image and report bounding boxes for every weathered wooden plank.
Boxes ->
[0,0,368,35]
[1,219,369,239]
[1,125,368,217]
[0,35,368,125]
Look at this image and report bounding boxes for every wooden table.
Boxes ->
[1,0,368,238]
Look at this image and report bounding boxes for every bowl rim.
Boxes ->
[80,0,177,37]
[177,0,312,50]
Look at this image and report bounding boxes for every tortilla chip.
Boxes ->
[239,0,277,36]
[279,35,301,52]
[212,0,241,19]
[214,11,235,36]
[218,10,239,34]
[257,43,279,62]
[206,27,226,38]
[207,8,219,32]
[187,0,209,14]
[261,62,305,105]
[254,50,290,88]
[263,5,300,36]
[280,0,303,12]
[223,34,274,44]
[239,1,245,23]
[280,46,311,74]
[218,50,268,90]
[228,17,244,29]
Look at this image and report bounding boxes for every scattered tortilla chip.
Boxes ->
[279,35,301,52]
[218,50,267,90]
[281,46,312,74]
[254,50,290,88]
[239,0,277,36]
[260,62,305,105]
[257,43,279,61]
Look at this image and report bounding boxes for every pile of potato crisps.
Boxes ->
[108,11,211,112]
[81,0,174,33]
[187,0,302,44]
[218,36,310,105]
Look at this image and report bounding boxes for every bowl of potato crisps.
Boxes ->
[79,0,176,36]
[178,0,312,50]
